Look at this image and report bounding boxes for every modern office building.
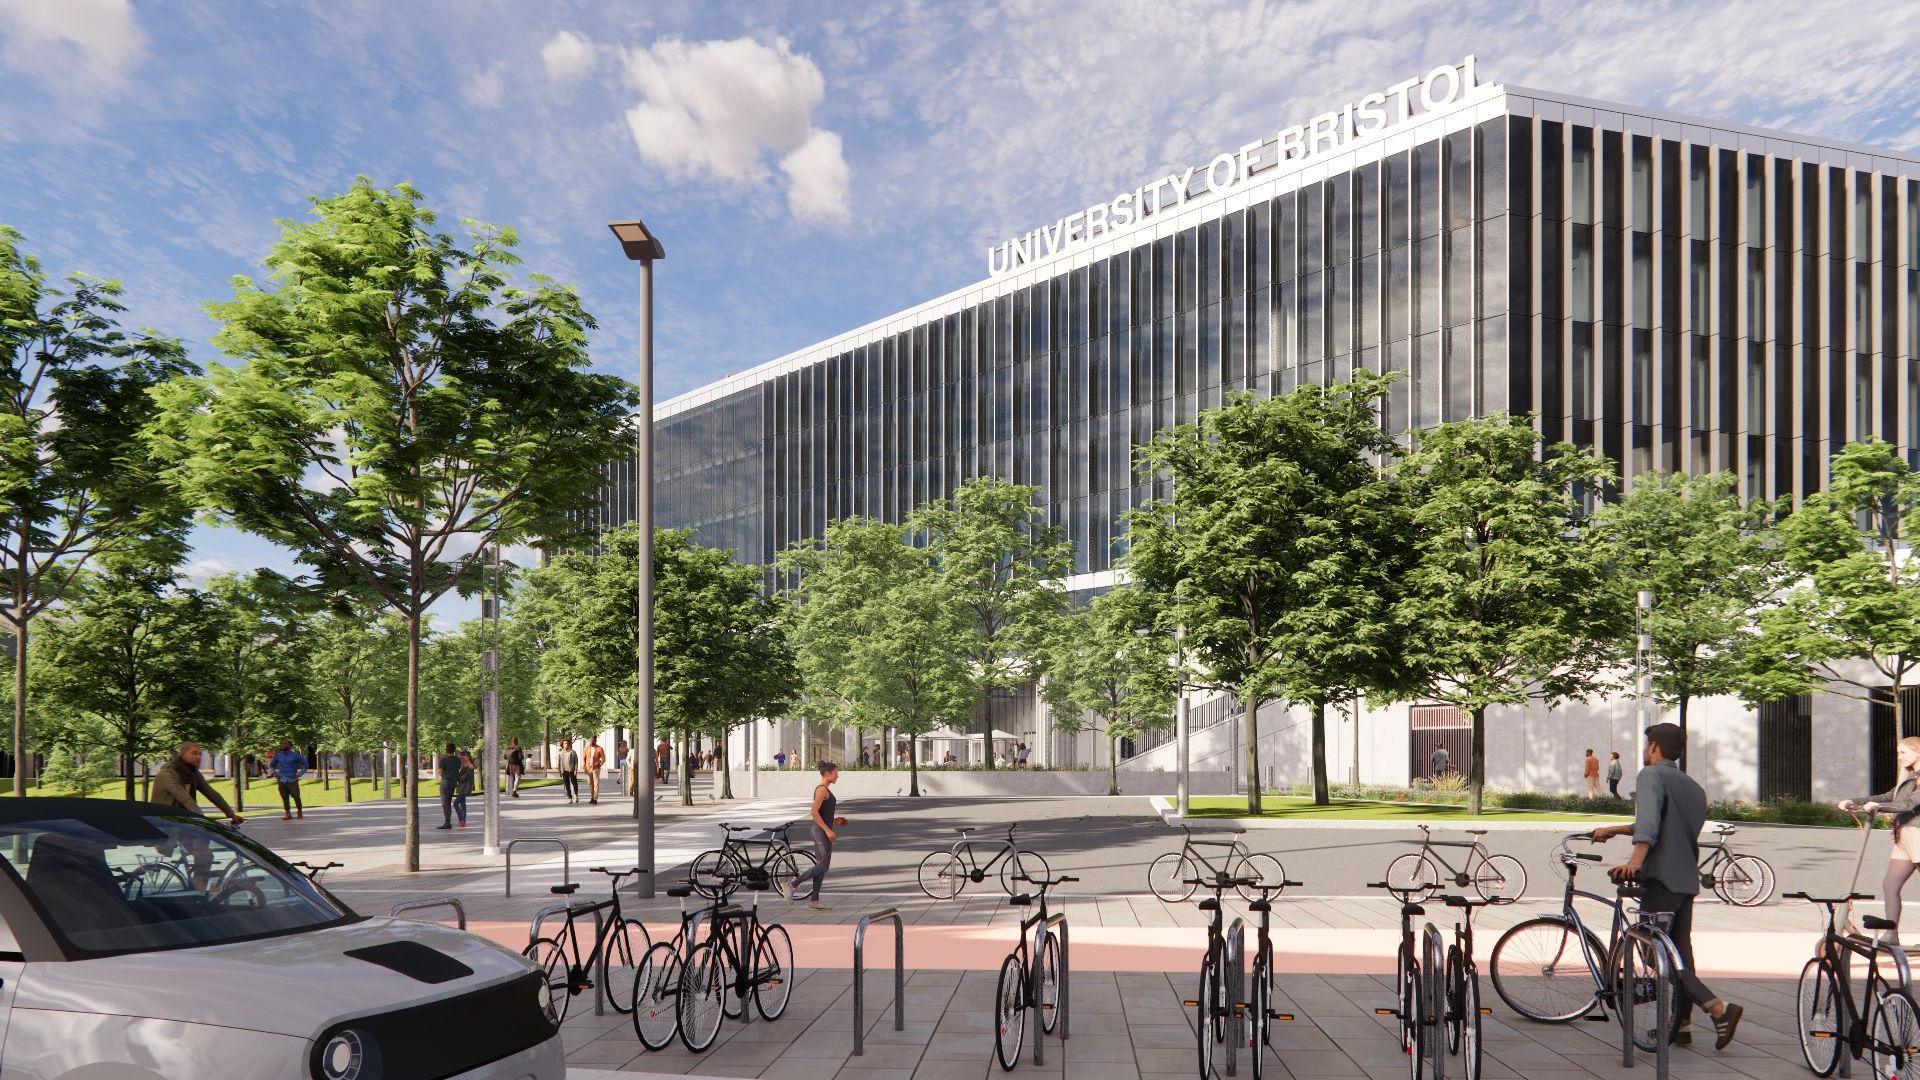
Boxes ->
[595,58,1920,799]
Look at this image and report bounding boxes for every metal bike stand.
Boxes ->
[527,900,606,1017]
[852,908,905,1056]
[1226,919,1245,1077]
[388,896,468,931]
[1030,912,1071,1066]
[503,836,569,897]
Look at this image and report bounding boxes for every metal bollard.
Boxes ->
[1226,918,1245,1077]
[388,896,467,930]
[852,908,905,1056]
[503,836,569,897]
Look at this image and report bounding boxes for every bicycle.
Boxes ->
[1487,835,1680,1061]
[1438,894,1495,1080]
[993,872,1077,1071]
[523,866,653,1026]
[690,821,816,900]
[1385,824,1526,903]
[920,824,1048,900]
[676,865,795,1053]
[1237,877,1303,1080]
[1368,880,1442,1080]
[1787,889,1920,1078]
[1148,823,1287,904]
[1695,823,1775,906]
[631,882,719,1050]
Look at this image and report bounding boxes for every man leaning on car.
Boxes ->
[151,741,244,889]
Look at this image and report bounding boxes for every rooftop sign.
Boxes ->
[985,56,1479,277]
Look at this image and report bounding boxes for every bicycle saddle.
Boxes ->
[1401,902,1425,917]
[956,827,976,835]
[1864,915,1898,931]
[1711,823,1735,835]
[1464,829,1489,836]
[1248,900,1271,913]
[666,885,693,899]
[1198,897,1220,912]
[551,883,581,895]
[1009,894,1032,907]
[723,823,752,832]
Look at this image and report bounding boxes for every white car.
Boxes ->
[0,797,564,1079]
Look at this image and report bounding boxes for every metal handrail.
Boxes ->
[852,908,905,1056]
[388,896,467,930]
[504,836,569,896]
[1030,910,1071,1065]
[1225,918,1245,1077]
[1617,917,1675,1075]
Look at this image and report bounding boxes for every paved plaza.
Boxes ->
[242,780,1888,1079]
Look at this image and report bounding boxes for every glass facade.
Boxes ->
[599,95,1920,570]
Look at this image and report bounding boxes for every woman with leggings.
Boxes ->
[788,761,845,910]
[1841,735,1920,943]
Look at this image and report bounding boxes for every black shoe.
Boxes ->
[1712,1003,1743,1049]
[435,824,451,830]
[1670,1027,1692,1046]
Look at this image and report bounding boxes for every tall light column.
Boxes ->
[1635,589,1655,759]
[610,220,664,898]
[480,543,502,857]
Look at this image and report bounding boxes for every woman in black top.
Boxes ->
[1841,735,1920,941]
[788,761,845,910]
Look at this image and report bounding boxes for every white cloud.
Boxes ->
[462,63,506,109]
[180,557,235,587]
[0,0,145,93]
[541,30,596,82]
[622,36,851,225]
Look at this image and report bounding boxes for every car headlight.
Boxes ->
[314,1028,382,1080]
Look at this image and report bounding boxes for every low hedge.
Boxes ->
[1282,781,1870,828]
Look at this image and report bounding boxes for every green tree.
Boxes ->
[203,572,314,810]
[1,226,196,794]
[36,567,221,800]
[148,179,638,869]
[1041,585,1179,796]
[1129,380,1410,811]
[1592,471,1780,769]
[1391,415,1624,814]
[909,479,1070,770]
[1736,440,1920,736]
[310,604,404,801]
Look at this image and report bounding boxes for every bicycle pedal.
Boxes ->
[1375,1008,1399,1017]
[1584,1012,1611,1022]
[1184,1000,1202,1008]
[1271,1012,1295,1022]
[1040,1004,1055,1011]
[1479,1007,1491,1015]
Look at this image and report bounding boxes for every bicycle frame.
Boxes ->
[1549,847,1687,1015]
[1179,826,1253,880]
[718,823,799,873]
[1415,827,1495,885]
[949,827,1021,881]
[1796,894,1913,1067]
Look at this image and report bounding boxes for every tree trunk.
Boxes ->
[404,612,422,872]
[141,758,151,801]
[678,730,692,807]
[320,748,330,789]
[1108,734,1120,796]
[344,749,355,803]
[718,736,732,799]
[123,746,136,801]
[11,616,26,796]
[1676,694,1691,773]
[978,695,994,769]
[1243,689,1263,814]
[1310,698,1330,806]
[1468,705,1487,816]
[232,738,244,811]
[909,736,921,797]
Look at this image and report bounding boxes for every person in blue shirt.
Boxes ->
[268,739,308,821]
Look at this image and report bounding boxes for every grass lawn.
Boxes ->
[6,774,558,808]
[1184,794,1630,822]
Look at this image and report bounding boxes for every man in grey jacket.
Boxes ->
[1590,723,1742,1049]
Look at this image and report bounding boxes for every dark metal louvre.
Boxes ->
[1758,694,1812,802]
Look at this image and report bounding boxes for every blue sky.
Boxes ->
[3,0,1917,623]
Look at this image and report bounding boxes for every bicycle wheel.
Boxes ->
[1459,962,1483,1080]
[1422,927,1446,1080]
[1399,952,1423,1080]
[1873,990,1920,1080]
[128,860,188,898]
[1796,956,1843,1076]
[994,953,1026,1071]
[1148,852,1197,902]
[918,851,965,900]
[1235,853,1286,903]
[752,923,794,1021]
[601,918,644,1015]
[1197,956,1217,1080]
[1037,930,1062,1033]
[1611,933,1673,1055]
[1472,855,1527,903]
[676,941,728,1053]
[1249,948,1270,1080]
[1386,853,1440,901]
[1488,916,1603,1023]
[771,850,814,897]
[690,848,740,899]
[1445,945,1465,1054]
[631,942,681,1051]
[212,876,266,909]
[1000,849,1050,895]
[523,936,572,1027]
[1718,855,1775,907]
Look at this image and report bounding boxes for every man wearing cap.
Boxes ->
[1590,722,1742,1049]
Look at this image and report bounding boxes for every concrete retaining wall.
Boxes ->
[732,768,1236,799]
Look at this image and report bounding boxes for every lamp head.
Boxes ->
[608,220,665,261]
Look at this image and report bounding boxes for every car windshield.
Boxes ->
[0,813,352,957]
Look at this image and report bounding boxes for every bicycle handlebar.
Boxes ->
[1783,890,1874,904]
[1185,876,1256,888]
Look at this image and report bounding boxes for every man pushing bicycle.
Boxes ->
[1588,722,1742,1050]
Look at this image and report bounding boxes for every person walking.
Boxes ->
[1429,741,1450,778]
[267,739,307,821]
[614,739,629,792]
[506,738,524,798]
[1589,723,1742,1049]
[787,761,846,911]
[1583,748,1601,798]
[584,735,606,805]
[452,750,476,827]
[1839,735,1920,943]
[151,742,243,890]
[773,749,787,770]
[655,737,671,782]
[1607,752,1624,798]
[435,743,462,829]
[557,739,580,804]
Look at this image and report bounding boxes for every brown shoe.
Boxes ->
[296,809,303,819]
[282,813,292,821]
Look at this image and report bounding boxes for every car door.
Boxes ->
[0,911,23,1064]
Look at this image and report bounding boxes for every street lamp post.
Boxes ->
[610,219,665,899]
[480,543,502,857]
[1635,588,1654,753]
